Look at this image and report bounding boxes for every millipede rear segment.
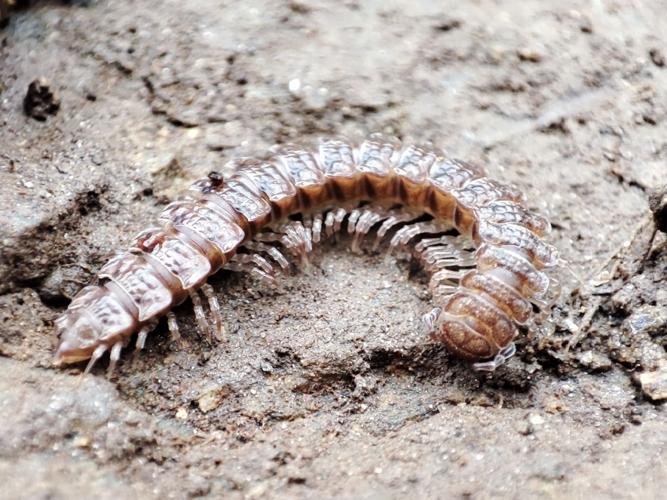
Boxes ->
[54,134,559,374]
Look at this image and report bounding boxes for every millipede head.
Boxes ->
[54,284,136,366]
[54,308,104,365]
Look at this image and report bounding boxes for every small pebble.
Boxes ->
[23,78,61,121]
[579,17,593,34]
[432,16,462,32]
[577,350,612,372]
[649,48,665,68]
[636,363,667,402]
[197,384,232,413]
[528,413,545,426]
[72,435,91,448]
[517,48,543,63]
[288,78,302,95]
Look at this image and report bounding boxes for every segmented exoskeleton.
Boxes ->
[54,134,558,373]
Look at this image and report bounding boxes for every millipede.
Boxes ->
[54,133,559,374]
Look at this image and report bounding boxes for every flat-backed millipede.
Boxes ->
[54,134,559,374]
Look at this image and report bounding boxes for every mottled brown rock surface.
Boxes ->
[0,1,665,499]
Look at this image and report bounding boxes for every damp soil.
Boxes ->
[0,1,665,499]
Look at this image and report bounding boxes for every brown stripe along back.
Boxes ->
[54,134,558,374]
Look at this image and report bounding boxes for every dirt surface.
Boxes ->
[1,1,665,499]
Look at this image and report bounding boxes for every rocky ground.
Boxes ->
[0,1,665,499]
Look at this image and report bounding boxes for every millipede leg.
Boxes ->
[202,283,225,340]
[323,208,346,238]
[429,269,464,291]
[415,235,471,253]
[312,212,323,243]
[300,220,313,258]
[131,323,155,370]
[265,245,290,269]
[420,307,442,335]
[235,253,274,275]
[333,207,347,234]
[302,214,315,247]
[324,211,336,237]
[166,311,180,342]
[529,276,561,315]
[356,208,385,235]
[350,208,385,253]
[107,341,123,377]
[242,241,290,270]
[346,208,361,252]
[135,325,150,350]
[302,220,313,253]
[250,267,277,285]
[373,212,420,250]
[83,344,107,376]
[254,254,275,274]
[390,221,445,248]
[500,342,516,359]
[282,221,312,268]
[346,209,362,234]
[430,267,464,282]
[472,342,516,372]
[189,289,211,338]
[226,254,277,285]
[411,235,477,297]
[430,283,457,299]
[415,236,451,253]
[420,246,468,268]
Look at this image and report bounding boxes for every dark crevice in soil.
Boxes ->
[0,185,109,297]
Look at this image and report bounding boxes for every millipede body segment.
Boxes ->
[54,134,558,373]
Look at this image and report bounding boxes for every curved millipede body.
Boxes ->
[54,134,558,373]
